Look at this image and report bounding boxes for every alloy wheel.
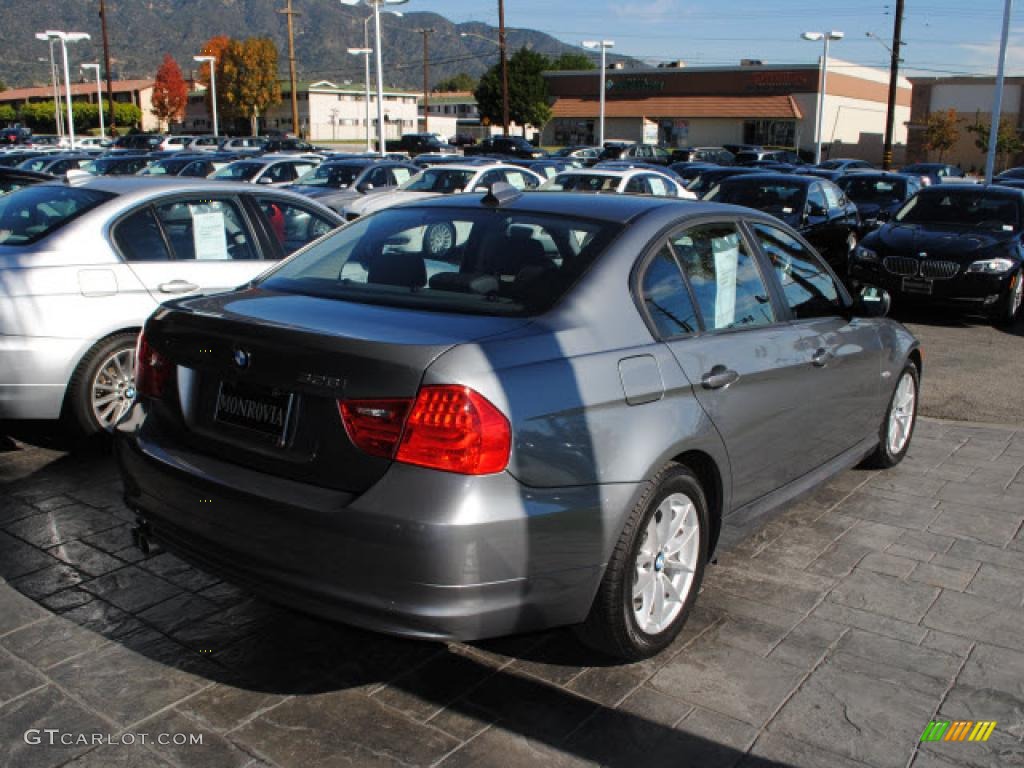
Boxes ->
[90,346,136,429]
[632,492,701,634]
[887,370,916,456]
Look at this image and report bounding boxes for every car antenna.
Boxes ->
[481,181,522,207]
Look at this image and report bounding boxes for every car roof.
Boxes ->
[402,189,772,225]
[920,183,1023,197]
[717,171,808,184]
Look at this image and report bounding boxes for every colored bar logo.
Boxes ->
[920,721,997,742]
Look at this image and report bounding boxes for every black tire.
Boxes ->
[863,361,919,469]
[576,463,709,660]
[993,271,1023,327]
[66,332,139,436]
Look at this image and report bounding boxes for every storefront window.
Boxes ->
[743,120,796,147]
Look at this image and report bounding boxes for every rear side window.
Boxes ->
[114,207,172,261]
[641,246,699,337]
[669,223,775,331]
[260,206,622,316]
[0,186,114,246]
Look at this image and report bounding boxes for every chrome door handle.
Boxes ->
[158,280,199,294]
[701,365,740,390]
[811,348,834,367]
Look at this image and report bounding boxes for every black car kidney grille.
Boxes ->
[919,260,959,279]
[883,256,919,276]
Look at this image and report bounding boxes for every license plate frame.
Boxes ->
[902,277,934,295]
[214,379,295,446]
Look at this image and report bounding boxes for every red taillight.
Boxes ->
[134,332,171,398]
[338,398,412,459]
[397,386,510,475]
[339,385,511,475]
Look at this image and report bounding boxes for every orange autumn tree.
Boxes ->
[197,35,231,130]
[151,54,188,129]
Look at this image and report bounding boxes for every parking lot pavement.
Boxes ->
[891,305,1024,426]
[0,419,1022,768]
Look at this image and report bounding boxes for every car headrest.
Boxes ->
[367,250,427,288]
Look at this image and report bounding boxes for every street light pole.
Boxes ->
[81,63,104,138]
[341,0,408,156]
[985,0,1014,183]
[193,55,219,137]
[582,40,614,147]
[801,30,843,165]
[35,33,63,139]
[348,46,373,151]
[47,31,91,151]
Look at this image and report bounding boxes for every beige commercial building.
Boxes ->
[543,59,911,162]
[907,76,1024,171]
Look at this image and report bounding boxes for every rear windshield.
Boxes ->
[839,176,907,203]
[0,185,114,245]
[541,174,620,192]
[895,189,1020,231]
[212,162,263,181]
[260,205,622,316]
[705,179,806,216]
[296,164,364,188]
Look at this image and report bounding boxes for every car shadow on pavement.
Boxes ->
[889,303,1024,337]
[0,434,768,768]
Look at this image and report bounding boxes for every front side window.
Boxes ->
[260,207,622,316]
[0,186,115,246]
[751,223,842,320]
[669,223,774,331]
[822,182,843,210]
[641,246,699,337]
[153,198,257,261]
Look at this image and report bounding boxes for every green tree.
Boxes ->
[220,37,281,134]
[434,72,477,92]
[550,52,595,71]
[924,108,959,161]
[965,111,1023,170]
[0,104,18,125]
[474,47,551,134]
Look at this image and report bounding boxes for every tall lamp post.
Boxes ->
[582,40,614,147]
[342,0,410,156]
[193,55,219,137]
[45,30,91,151]
[345,8,401,153]
[35,33,64,140]
[801,30,843,165]
[80,63,104,139]
[985,0,1014,183]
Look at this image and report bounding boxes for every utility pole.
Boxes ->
[498,0,510,135]
[882,0,905,170]
[278,0,302,138]
[98,0,116,136]
[419,28,433,133]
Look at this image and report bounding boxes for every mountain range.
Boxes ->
[0,0,633,92]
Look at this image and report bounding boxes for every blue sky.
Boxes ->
[415,0,1021,77]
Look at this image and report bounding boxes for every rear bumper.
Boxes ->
[115,408,639,641]
[0,335,82,419]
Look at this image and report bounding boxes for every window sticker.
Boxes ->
[712,234,739,328]
[192,210,229,260]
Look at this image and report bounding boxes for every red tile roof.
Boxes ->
[551,95,803,120]
[0,79,154,102]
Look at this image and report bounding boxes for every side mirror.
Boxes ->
[852,285,891,318]
[805,201,827,219]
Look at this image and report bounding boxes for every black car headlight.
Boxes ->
[966,258,1015,275]
[854,245,879,263]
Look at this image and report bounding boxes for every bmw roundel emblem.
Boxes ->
[233,348,250,369]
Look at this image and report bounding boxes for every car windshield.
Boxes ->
[895,189,1020,231]
[540,174,620,192]
[0,185,114,245]
[817,160,846,170]
[839,177,907,203]
[705,180,806,216]
[400,168,476,193]
[260,206,623,316]
[296,164,363,188]
[212,162,263,181]
[139,158,192,176]
[84,158,140,175]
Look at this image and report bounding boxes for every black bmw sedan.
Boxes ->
[704,173,861,276]
[849,184,1024,324]
[837,172,923,233]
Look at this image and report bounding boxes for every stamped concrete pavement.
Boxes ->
[0,417,1022,768]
